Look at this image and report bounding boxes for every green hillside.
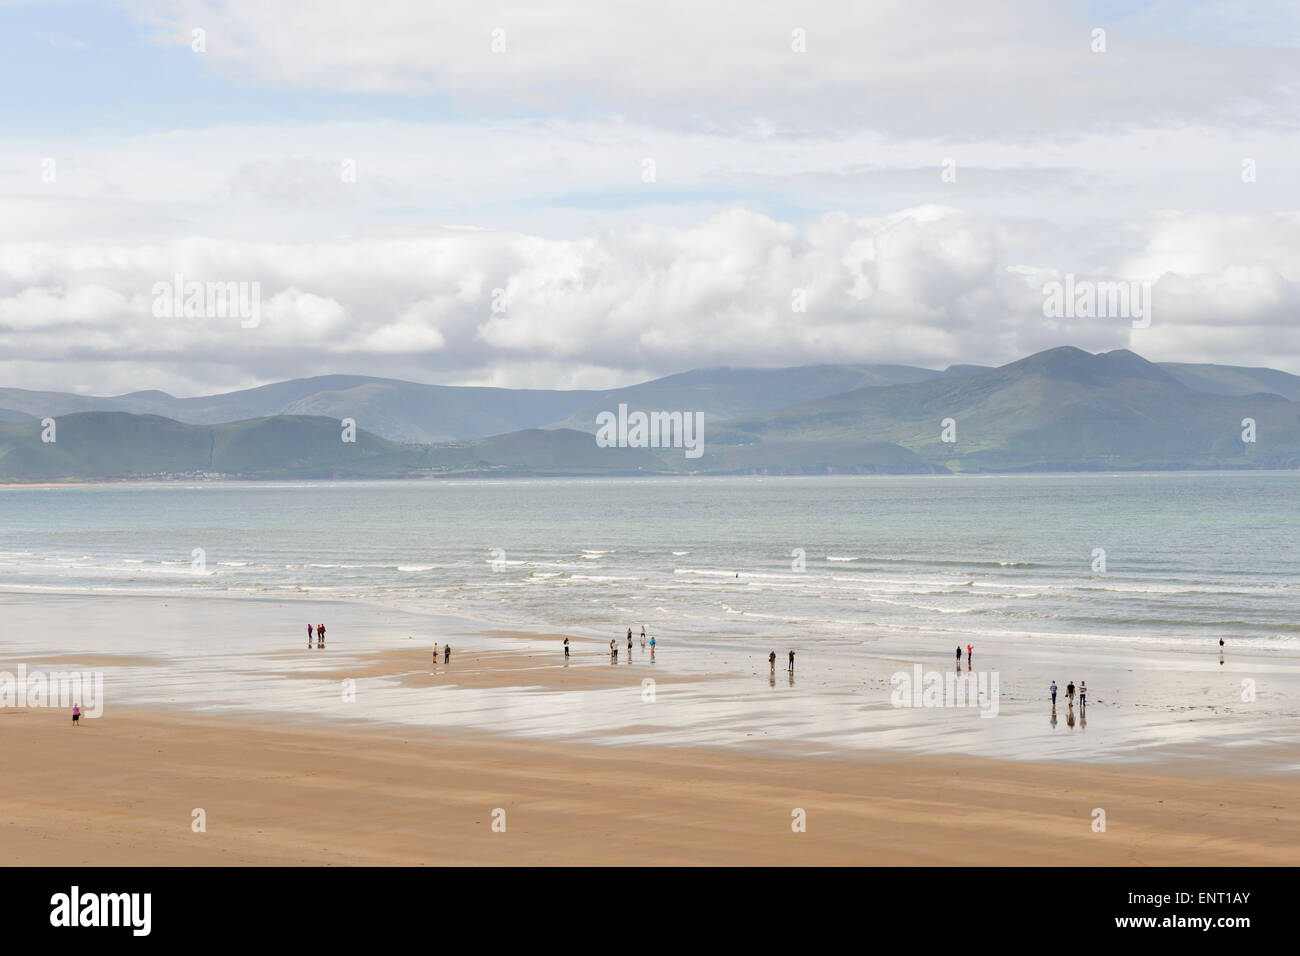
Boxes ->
[709,347,1300,472]
[0,413,429,480]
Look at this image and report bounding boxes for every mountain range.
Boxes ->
[1,347,1297,480]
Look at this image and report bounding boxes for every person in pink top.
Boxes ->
[71,703,81,727]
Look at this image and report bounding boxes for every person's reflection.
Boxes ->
[1050,705,1058,730]
[788,670,795,687]
[1066,703,1076,728]
[1079,703,1087,730]
[769,670,776,688]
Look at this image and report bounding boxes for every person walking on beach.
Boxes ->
[563,637,570,659]
[769,650,776,673]
[788,649,795,672]
[433,642,439,664]
[443,644,451,664]
[1066,681,1075,704]
[308,623,314,645]
[641,626,646,648]
[71,703,80,727]
[955,645,962,664]
[1050,681,1058,706]
[1079,681,1087,707]
[628,631,633,655]
[649,635,655,662]
[966,644,973,665]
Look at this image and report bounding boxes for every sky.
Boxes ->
[0,0,1298,396]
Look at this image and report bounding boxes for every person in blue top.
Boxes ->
[1050,681,1057,705]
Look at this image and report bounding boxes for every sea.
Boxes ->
[2,472,1297,653]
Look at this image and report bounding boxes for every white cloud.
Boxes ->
[0,207,1297,395]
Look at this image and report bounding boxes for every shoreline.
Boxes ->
[3,469,1300,488]
[1,590,1297,773]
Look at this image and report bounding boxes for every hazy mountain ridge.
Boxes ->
[1,354,1296,447]
[0,364,943,444]
[542,363,942,434]
[1,348,1297,480]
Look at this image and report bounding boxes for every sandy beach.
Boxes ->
[4,703,1299,866]
[2,591,1299,865]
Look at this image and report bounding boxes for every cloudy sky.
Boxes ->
[1,0,1298,396]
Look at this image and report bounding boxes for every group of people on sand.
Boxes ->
[307,623,326,646]
[768,649,795,672]
[432,642,451,665]
[1049,679,1087,708]
[1048,679,1089,729]
[606,626,654,661]
[955,643,974,665]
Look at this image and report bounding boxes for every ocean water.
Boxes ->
[1,473,1298,653]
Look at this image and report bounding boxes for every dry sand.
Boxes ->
[3,702,1297,866]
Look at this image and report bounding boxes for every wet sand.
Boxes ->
[3,704,1299,866]
[1,591,1298,771]
[258,639,696,691]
